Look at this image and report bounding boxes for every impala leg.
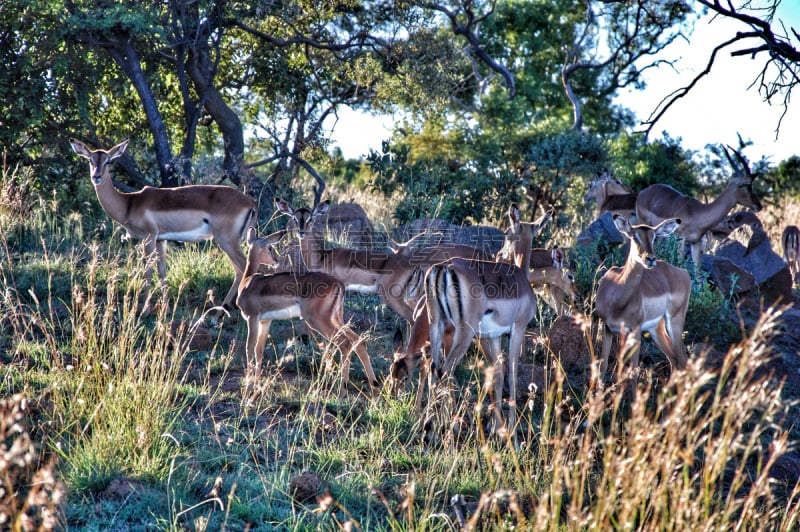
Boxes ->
[505,324,527,443]
[479,336,505,435]
[415,354,430,411]
[340,326,378,391]
[246,315,270,375]
[155,239,169,298]
[216,236,248,310]
[599,323,614,380]
[689,241,702,273]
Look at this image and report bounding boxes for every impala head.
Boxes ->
[584,170,630,202]
[389,329,420,390]
[722,145,762,212]
[71,138,129,186]
[613,214,681,269]
[275,198,330,238]
[562,269,579,302]
[245,227,279,268]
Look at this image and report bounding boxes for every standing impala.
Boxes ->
[425,205,542,441]
[237,227,377,394]
[635,147,762,270]
[595,215,691,381]
[71,139,256,315]
[783,225,800,280]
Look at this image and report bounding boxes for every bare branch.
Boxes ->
[421,0,515,97]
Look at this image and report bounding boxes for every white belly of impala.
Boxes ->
[477,313,511,338]
[346,283,378,294]
[158,224,213,242]
[259,304,301,321]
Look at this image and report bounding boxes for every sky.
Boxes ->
[328,4,800,165]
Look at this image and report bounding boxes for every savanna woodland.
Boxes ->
[3,0,800,529]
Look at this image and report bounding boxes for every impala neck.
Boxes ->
[298,230,326,270]
[703,180,744,230]
[94,176,132,225]
[515,222,534,270]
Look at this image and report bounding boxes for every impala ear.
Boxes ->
[70,139,92,159]
[655,217,681,238]
[551,247,565,268]
[612,213,633,236]
[107,139,129,160]
[313,200,330,218]
[392,329,404,353]
[246,226,258,244]
[275,198,293,216]
[508,203,520,225]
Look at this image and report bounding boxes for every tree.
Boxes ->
[642,1,800,137]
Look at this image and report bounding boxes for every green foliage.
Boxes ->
[765,155,800,198]
[607,132,699,193]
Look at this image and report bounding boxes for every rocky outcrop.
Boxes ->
[702,224,792,307]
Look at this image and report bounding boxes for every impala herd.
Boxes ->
[72,139,797,440]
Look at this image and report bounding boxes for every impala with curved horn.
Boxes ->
[783,225,800,280]
[237,227,377,394]
[595,215,691,381]
[635,146,762,270]
[71,139,256,315]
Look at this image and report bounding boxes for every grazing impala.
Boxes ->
[495,205,577,315]
[783,225,800,279]
[425,205,542,440]
[237,227,377,394]
[71,139,256,315]
[584,170,638,219]
[595,215,691,381]
[635,147,762,270]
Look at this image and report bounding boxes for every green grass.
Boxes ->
[1,186,799,530]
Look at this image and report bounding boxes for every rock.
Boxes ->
[704,225,792,307]
[575,212,624,248]
[283,202,374,248]
[169,320,213,351]
[546,315,590,373]
[289,470,326,502]
[394,218,505,256]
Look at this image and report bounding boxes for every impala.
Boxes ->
[71,139,256,315]
[635,147,762,270]
[424,205,541,440]
[237,227,377,394]
[584,170,637,218]
[595,215,691,381]
[783,225,800,279]
[529,266,579,315]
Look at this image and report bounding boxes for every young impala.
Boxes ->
[635,146,761,271]
[71,139,256,316]
[595,215,691,381]
[783,225,800,280]
[237,227,377,394]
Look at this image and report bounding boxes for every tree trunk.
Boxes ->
[106,37,177,187]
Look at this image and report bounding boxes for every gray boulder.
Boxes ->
[702,224,792,307]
